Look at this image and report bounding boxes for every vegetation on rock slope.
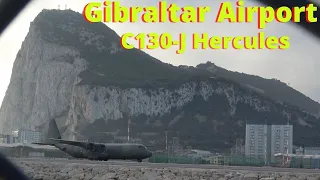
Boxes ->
[34,9,320,150]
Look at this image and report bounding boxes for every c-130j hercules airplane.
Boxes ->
[33,119,152,162]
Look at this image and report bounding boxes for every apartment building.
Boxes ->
[0,134,18,143]
[18,129,42,144]
[270,125,293,162]
[245,124,268,157]
[245,124,293,163]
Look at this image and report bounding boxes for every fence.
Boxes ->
[148,154,266,166]
[149,154,320,169]
[149,154,278,167]
[225,156,266,167]
[148,154,210,164]
[289,157,320,169]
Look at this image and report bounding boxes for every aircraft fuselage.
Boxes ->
[54,143,152,161]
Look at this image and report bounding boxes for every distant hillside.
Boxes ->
[196,62,320,116]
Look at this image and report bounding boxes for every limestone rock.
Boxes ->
[1,9,320,149]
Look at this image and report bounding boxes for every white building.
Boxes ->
[245,124,268,158]
[0,134,9,143]
[245,124,293,163]
[188,149,212,158]
[18,129,42,144]
[0,134,18,143]
[270,125,293,162]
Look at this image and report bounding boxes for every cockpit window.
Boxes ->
[138,145,144,149]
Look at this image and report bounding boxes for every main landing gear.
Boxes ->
[89,159,108,161]
[88,157,108,161]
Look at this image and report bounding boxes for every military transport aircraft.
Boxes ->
[33,119,152,162]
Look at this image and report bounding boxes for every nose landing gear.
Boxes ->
[137,159,142,162]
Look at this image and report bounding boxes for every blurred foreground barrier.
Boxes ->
[0,152,30,180]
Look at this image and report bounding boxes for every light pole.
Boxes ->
[165,130,168,162]
[286,124,289,164]
[264,117,267,166]
[128,117,131,142]
[165,131,168,153]
[264,133,267,166]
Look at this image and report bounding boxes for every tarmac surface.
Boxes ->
[10,157,320,174]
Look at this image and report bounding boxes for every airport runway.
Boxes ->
[10,158,320,174]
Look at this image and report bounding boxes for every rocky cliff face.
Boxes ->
[0,9,320,150]
[0,14,87,131]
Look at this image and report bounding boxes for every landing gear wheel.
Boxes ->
[88,157,97,161]
[137,159,142,162]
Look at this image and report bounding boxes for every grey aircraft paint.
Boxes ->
[33,119,152,162]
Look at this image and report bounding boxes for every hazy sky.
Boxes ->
[0,0,319,105]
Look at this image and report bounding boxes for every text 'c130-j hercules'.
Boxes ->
[33,119,152,162]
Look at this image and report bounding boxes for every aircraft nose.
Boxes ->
[147,150,152,157]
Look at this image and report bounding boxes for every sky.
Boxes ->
[0,0,319,105]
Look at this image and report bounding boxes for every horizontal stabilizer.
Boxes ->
[145,145,155,147]
[32,142,54,146]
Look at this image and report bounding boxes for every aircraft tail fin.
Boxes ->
[34,119,61,146]
[47,118,61,140]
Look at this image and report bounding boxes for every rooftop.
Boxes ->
[191,149,212,155]
[275,153,320,159]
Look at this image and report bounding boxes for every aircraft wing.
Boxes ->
[49,138,105,151]
[49,138,89,148]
